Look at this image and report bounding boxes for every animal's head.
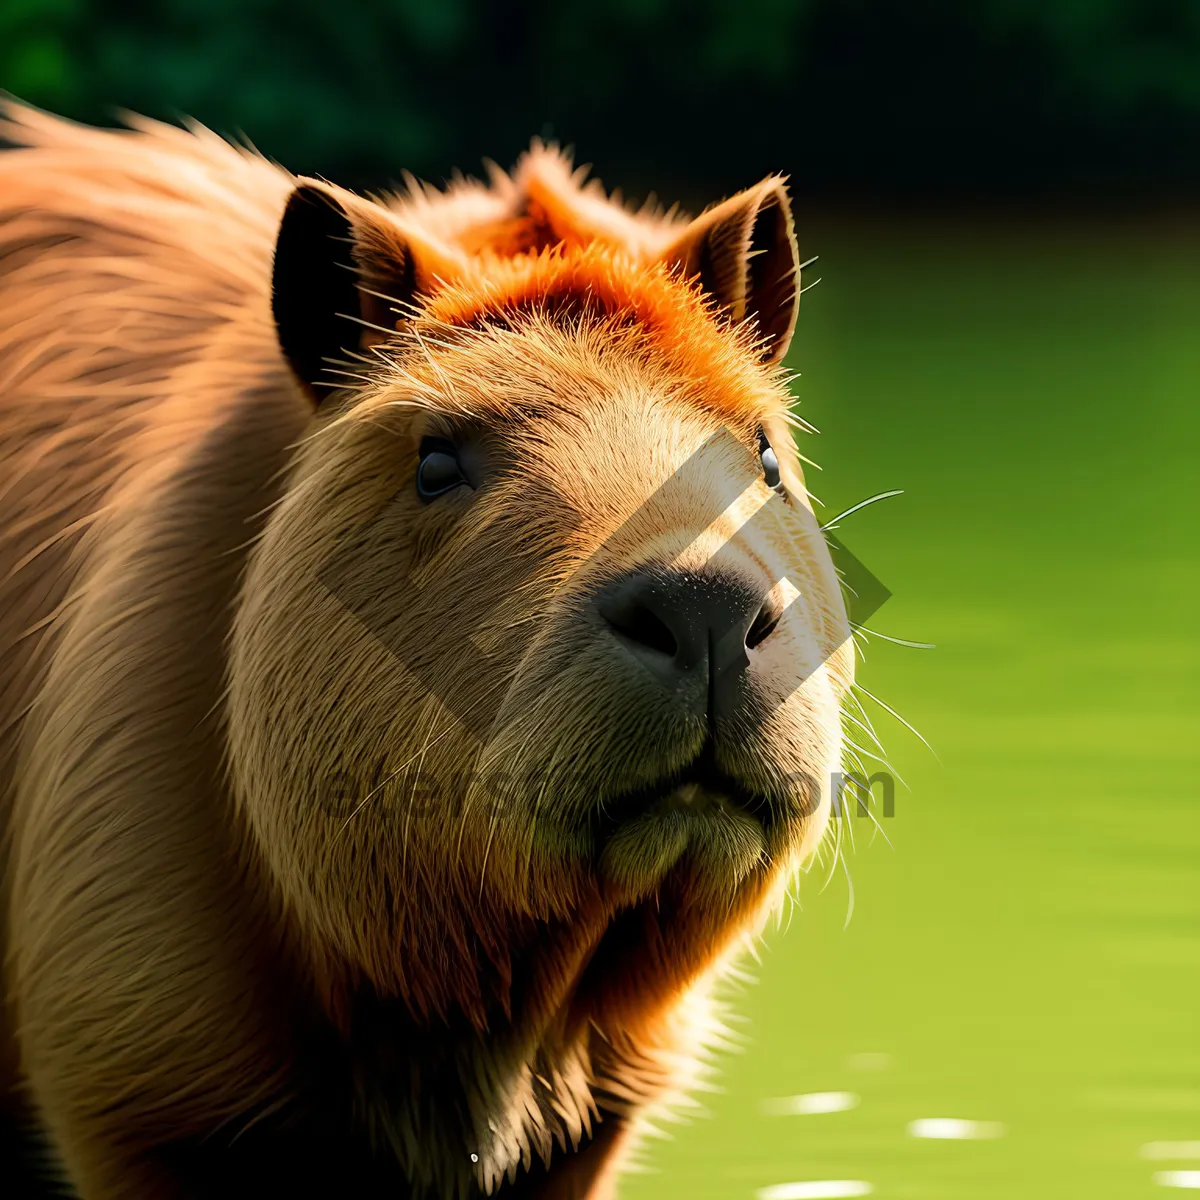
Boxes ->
[228,148,853,1035]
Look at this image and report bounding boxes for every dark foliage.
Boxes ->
[3,2,1199,205]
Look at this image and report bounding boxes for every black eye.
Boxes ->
[416,436,468,501]
[758,427,786,496]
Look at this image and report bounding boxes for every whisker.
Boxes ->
[402,706,447,873]
[335,311,404,339]
[844,690,885,752]
[839,751,896,852]
[841,708,888,755]
[478,807,501,899]
[861,802,894,850]
[853,624,936,650]
[844,737,908,789]
[855,683,938,761]
[820,489,904,532]
[335,723,457,839]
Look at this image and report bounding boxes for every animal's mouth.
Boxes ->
[592,739,773,841]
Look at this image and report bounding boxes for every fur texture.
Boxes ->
[0,102,852,1199]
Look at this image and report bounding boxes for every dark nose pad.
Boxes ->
[595,568,782,715]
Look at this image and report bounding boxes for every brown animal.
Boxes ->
[0,102,852,1198]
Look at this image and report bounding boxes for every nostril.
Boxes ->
[601,597,679,658]
[596,567,775,680]
[745,598,782,650]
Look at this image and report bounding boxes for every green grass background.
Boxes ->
[624,217,1200,1199]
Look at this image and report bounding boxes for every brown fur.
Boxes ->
[0,103,852,1198]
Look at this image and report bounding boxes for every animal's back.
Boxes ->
[0,105,294,1101]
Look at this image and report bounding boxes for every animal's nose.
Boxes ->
[595,567,782,708]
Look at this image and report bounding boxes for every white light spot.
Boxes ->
[1156,1172,1200,1189]
[846,1053,892,1072]
[1145,1145,1200,1161]
[758,1183,873,1200]
[470,1153,479,1163]
[908,1118,1006,1140]
[762,1091,860,1116]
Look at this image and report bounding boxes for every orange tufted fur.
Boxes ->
[0,102,852,1199]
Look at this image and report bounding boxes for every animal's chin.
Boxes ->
[593,751,774,903]
[595,745,775,832]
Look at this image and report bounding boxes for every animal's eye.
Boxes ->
[758,427,786,496]
[416,436,468,501]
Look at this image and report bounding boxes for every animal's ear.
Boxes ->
[272,182,452,400]
[658,177,800,364]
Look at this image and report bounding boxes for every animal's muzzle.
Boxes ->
[593,566,783,725]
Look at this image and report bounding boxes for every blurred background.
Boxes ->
[7,0,1200,205]
[3,3,1197,1198]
